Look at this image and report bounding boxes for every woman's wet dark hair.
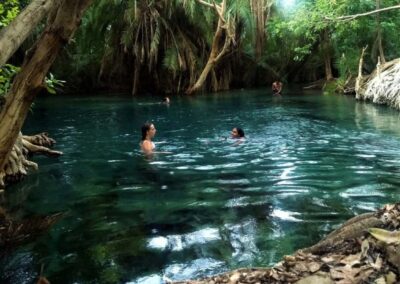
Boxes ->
[236,127,245,138]
[141,122,153,141]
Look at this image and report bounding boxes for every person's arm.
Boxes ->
[141,140,153,154]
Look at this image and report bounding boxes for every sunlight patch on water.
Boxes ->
[194,163,244,170]
[339,185,386,198]
[226,219,259,262]
[127,274,163,284]
[217,178,250,185]
[147,228,220,251]
[271,209,301,222]
[164,258,225,281]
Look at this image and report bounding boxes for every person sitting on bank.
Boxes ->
[140,122,156,154]
[272,81,283,95]
[231,127,245,139]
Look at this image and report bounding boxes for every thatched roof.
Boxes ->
[357,59,400,109]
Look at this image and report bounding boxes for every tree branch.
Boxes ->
[0,0,56,67]
[212,0,226,24]
[194,0,214,9]
[326,4,400,21]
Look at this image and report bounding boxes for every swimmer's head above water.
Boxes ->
[231,127,245,139]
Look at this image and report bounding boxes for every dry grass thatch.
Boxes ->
[356,58,400,109]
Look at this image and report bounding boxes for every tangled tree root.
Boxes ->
[0,132,62,191]
[171,204,400,284]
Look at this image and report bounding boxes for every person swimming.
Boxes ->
[231,127,245,139]
[140,122,156,154]
[272,80,283,95]
[163,97,170,104]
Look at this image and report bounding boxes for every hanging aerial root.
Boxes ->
[0,132,62,191]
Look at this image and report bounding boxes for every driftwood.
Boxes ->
[170,203,400,284]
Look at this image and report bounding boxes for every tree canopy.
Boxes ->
[1,0,400,95]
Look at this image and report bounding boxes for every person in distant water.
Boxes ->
[162,96,170,104]
[231,127,245,139]
[272,80,283,95]
[140,122,156,154]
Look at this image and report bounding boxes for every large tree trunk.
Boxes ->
[186,0,232,95]
[250,0,273,61]
[0,0,56,67]
[0,0,92,182]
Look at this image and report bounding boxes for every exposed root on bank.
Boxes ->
[0,132,62,191]
[171,203,400,284]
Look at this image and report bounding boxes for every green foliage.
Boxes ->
[0,0,19,27]
[45,73,66,94]
[0,64,20,97]
[0,65,65,97]
[51,0,400,93]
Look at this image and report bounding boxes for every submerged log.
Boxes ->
[171,203,400,284]
[356,58,400,109]
[0,132,62,191]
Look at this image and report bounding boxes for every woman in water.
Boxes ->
[231,127,245,139]
[140,122,156,154]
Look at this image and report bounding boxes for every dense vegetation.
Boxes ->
[1,0,400,96]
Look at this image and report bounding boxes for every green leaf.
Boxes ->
[368,228,400,245]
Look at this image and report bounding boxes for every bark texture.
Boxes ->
[0,0,56,67]
[0,132,62,191]
[186,0,234,95]
[0,0,92,181]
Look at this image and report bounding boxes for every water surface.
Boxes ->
[2,89,400,283]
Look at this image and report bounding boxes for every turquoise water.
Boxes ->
[2,89,400,283]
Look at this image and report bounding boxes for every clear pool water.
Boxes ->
[2,89,400,283]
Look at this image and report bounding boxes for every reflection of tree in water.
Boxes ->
[0,190,65,284]
[3,175,39,214]
[355,102,400,134]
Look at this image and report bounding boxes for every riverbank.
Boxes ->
[172,203,400,284]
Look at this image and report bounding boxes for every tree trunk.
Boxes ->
[187,55,217,94]
[0,0,92,177]
[186,0,231,95]
[251,0,272,61]
[132,60,140,96]
[322,29,334,81]
[376,0,386,64]
[0,0,56,67]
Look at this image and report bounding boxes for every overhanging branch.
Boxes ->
[326,4,400,21]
